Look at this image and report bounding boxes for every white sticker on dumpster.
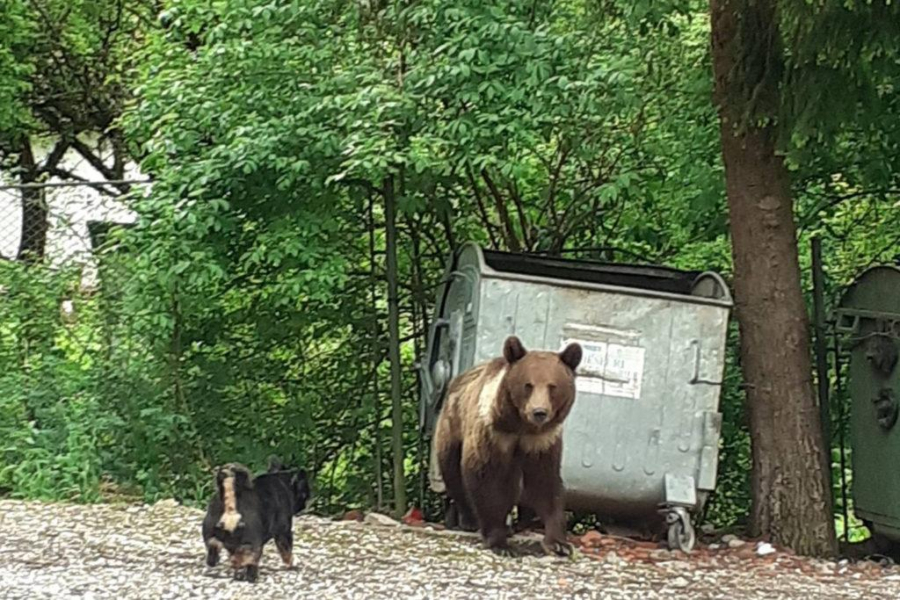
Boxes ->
[561,339,645,399]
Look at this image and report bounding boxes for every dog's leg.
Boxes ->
[205,538,222,567]
[230,545,261,582]
[244,546,262,583]
[231,547,247,580]
[275,530,294,568]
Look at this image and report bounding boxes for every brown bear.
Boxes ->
[432,335,582,556]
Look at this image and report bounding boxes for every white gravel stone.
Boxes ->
[0,500,897,599]
[669,577,690,589]
[362,512,400,527]
[757,542,777,556]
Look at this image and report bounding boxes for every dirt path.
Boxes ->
[0,499,898,599]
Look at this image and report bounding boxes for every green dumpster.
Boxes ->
[836,266,900,543]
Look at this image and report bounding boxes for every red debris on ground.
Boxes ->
[401,507,425,526]
[579,530,604,547]
[567,529,898,586]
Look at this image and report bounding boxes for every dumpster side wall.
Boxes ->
[468,276,729,518]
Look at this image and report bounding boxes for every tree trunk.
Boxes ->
[709,0,836,557]
[384,176,407,516]
[16,140,49,262]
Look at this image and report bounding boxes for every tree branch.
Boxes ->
[542,141,571,232]
[463,167,500,249]
[480,168,521,252]
[799,189,900,228]
[70,137,132,194]
[41,139,71,173]
[506,180,532,250]
[48,167,124,197]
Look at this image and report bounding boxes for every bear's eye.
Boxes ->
[524,383,534,392]
[548,384,557,393]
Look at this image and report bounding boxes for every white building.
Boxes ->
[0,139,143,288]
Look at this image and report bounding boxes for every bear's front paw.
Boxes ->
[541,538,574,557]
[484,530,518,558]
[488,543,519,558]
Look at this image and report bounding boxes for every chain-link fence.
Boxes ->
[0,164,893,545]
[0,168,424,516]
[0,180,138,283]
[0,173,151,499]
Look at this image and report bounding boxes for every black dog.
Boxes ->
[201,457,311,582]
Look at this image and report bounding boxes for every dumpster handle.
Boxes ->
[417,318,451,432]
[690,340,724,385]
[419,318,451,382]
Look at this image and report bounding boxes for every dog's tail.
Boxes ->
[216,463,253,532]
[267,455,284,472]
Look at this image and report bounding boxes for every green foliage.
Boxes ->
[0,0,154,142]
[782,1,900,138]
[120,0,728,513]
[0,0,896,545]
[0,262,118,501]
[0,0,34,136]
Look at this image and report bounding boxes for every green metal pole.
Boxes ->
[384,176,407,516]
[811,237,833,483]
[368,189,384,511]
[832,329,850,543]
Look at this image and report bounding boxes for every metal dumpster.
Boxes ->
[419,243,732,551]
[835,266,900,544]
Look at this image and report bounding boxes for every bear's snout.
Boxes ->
[524,400,553,426]
[531,408,549,423]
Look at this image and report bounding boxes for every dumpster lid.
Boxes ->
[478,248,728,300]
[836,265,900,317]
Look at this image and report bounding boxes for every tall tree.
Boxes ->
[126,0,682,511]
[0,0,153,261]
[708,0,835,556]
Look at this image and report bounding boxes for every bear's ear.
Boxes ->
[503,336,527,363]
[559,343,583,371]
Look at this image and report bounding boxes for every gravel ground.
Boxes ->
[0,499,899,599]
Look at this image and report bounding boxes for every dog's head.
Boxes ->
[213,463,253,533]
[268,455,311,515]
[216,463,253,494]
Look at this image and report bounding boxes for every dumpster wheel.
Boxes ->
[665,507,696,553]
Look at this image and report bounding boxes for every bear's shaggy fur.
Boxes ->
[433,336,582,556]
